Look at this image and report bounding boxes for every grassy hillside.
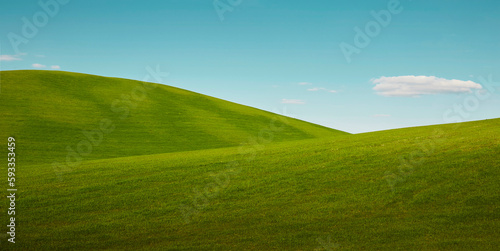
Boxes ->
[0,70,347,166]
[6,118,499,250]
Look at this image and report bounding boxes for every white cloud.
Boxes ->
[372,75,482,97]
[373,114,391,117]
[36,54,46,58]
[298,82,312,85]
[307,87,337,93]
[281,99,305,105]
[51,65,61,69]
[0,55,21,61]
[32,63,46,68]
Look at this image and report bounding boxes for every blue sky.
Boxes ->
[1,0,499,133]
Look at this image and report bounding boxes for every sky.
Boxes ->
[1,0,499,133]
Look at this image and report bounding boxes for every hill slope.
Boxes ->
[0,70,347,165]
[8,118,500,250]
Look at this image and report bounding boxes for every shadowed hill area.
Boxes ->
[0,70,348,165]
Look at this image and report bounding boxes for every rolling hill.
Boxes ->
[0,70,347,166]
[5,118,500,250]
[0,70,499,250]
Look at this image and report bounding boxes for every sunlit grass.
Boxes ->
[0,70,498,250]
[10,118,500,250]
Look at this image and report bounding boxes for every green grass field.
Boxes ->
[0,70,346,166]
[1,70,499,250]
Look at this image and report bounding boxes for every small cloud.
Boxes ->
[307,87,337,93]
[372,75,482,97]
[0,55,21,61]
[373,114,391,117]
[51,65,61,70]
[298,82,312,85]
[32,63,46,68]
[281,99,305,105]
[36,54,46,58]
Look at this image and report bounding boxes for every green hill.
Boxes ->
[1,70,498,250]
[7,119,500,249]
[0,70,347,166]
